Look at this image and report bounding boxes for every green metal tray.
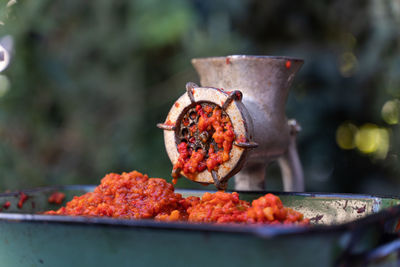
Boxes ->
[0,185,400,267]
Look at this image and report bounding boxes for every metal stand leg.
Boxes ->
[234,163,265,191]
[278,119,304,191]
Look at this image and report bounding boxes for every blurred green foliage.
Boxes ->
[0,0,399,194]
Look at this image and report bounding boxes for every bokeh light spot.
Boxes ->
[355,124,379,154]
[381,99,400,125]
[336,122,358,149]
[374,128,390,159]
[355,123,390,159]
[0,45,10,73]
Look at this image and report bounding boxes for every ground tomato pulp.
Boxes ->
[172,104,235,183]
[45,171,309,225]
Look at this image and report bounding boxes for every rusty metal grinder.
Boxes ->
[158,55,304,191]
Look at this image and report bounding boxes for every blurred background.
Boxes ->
[0,0,399,194]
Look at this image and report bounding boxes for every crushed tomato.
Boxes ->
[48,192,66,205]
[172,104,235,182]
[17,192,28,209]
[45,171,309,225]
[3,201,10,209]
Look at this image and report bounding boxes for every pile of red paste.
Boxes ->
[45,171,309,225]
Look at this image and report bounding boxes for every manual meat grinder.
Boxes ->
[158,55,304,191]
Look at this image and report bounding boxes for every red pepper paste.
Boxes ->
[48,192,66,205]
[395,219,400,232]
[187,192,250,223]
[17,192,28,209]
[45,171,191,221]
[172,104,235,183]
[45,171,309,225]
[187,191,308,225]
[246,193,308,225]
[3,201,10,209]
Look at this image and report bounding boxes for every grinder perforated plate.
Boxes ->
[158,82,258,189]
